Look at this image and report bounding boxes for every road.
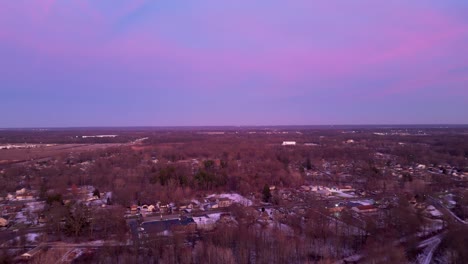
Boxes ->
[417,233,445,249]
[414,194,467,264]
[2,240,129,250]
[414,196,467,264]
[0,226,48,245]
[418,237,441,264]
[427,196,467,225]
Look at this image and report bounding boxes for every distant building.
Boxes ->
[217,198,232,208]
[16,188,27,195]
[338,186,355,192]
[329,206,345,213]
[82,135,118,138]
[352,205,378,214]
[416,164,426,170]
[282,141,296,146]
[16,193,34,201]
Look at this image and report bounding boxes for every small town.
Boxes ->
[0,128,467,263]
[1,1,467,263]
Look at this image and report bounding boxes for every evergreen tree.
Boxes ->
[262,184,271,203]
[93,189,100,198]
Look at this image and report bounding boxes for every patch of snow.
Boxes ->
[86,240,104,246]
[25,201,45,212]
[269,222,294,236]
[193,213,221,230]
[8,233,41,245]
[417,218,443,237]
[332,191,355,198]
[426,206,443,218]
[417,237,441,264]
[353,199,374,206]
[26,233,40,242]
[15,212,28,224]
[207,193,253,206]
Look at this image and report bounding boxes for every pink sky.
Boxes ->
[1,1,467,126]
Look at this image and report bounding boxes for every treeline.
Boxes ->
[0,130,139,144]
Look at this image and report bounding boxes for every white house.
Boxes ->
[282,141,296,146]
[416,164,426,170]
[16,188,27,195]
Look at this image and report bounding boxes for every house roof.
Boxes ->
[356,205,376,211]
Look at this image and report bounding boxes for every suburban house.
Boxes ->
[15,193,35,200]
[0,217,8,227]
[338,186,355,192]
[461,172,468,179]
[130,205,138,212]
[147,205,156,212]
[16,188,28,195]
[178,203,195,213]
[416,164,426,170]
[16,245,45,261]
[217,198,232,208]
[282,141,296,146]
[329,206,345,213]
[352,205,378,214]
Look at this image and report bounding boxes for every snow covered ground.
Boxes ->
[425,205,443,218]
[1,232,42,247]
[207,193,253,206]
[25,201,45,212]
[417,237,441,264]
[14,201,46,225]
[332,191,355,198]
[417,218,444,237]
[352,199,374,206]
[193,213,221,230]
[25,233,40,242]
[308,186,357,199]
[268,222,294,236]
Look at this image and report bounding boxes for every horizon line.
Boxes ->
[1,123,468,130]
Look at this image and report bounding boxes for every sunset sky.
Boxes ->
[1,1,467,127]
